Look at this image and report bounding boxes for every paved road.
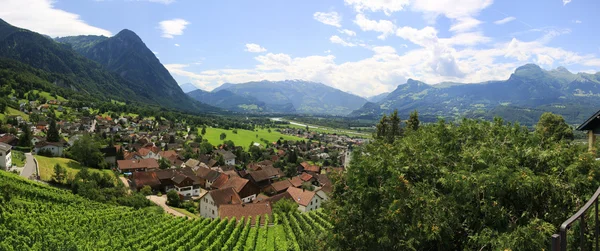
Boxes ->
[146,195,187,217]
[20,153,37,179]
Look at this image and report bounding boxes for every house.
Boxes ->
[0,134,18,146]
[196,167,223,189]
[117,158,159,173]
[289,176,303,188]
[131,171,161,191]
[576,110,600,152]
[257,191,295,205]
[214,149,236,165]
[298,161,321,174]
[0,143,12,170]
[299,172,316,184]
[137,147,159,159]
[286,187,326,212]
[31,136,45,146]
[171,171,203,197]
[221,176,260,203]
[34,141,66,157]
[199,187,242,219]
[184,159,200,168]
[100,146,117,167]
[244,167,281,191]
[265,179,293,195]
[218,203,272,221]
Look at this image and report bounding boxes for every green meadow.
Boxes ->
[199,127,305,149]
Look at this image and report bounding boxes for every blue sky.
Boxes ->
[2,0,600,97]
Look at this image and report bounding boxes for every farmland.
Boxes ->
[36,156,115,184]
[200,127,305,149]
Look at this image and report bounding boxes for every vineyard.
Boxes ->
[0,171,332,250]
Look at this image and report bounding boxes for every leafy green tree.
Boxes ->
[199,141,214,154]
[201,126,206,135]
[166,190,181,207]
[375,114,388,140]
[18,123,32,148]
[220,132,227,140]
[326,115,597,251]
[52,164,67,184]
[46,119,60,142]
[406,110,420,131]
[216,154,225,166]
[388,109,401,142]
[272,199,298,214]
[159,158,171,169]
[535,112,574,143]
[140,185,152,196]
[69,135,104,168]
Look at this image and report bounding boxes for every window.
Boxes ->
[212,210,214,215]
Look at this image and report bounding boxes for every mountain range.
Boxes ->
[202,80,368,115]
[351,64,600,125]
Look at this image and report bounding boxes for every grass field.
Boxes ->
[11,151,25,167]
[171,207,199,219]
[36,156,115,184]
[284,123,371,138]
[0,107,30,122]
[29,90,67,102]
[200,127,305,149]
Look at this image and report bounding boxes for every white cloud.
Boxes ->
[449,17,482,33]
[396,26,439,47]
[159,18,189,38]
[245,43,267,53]
[354,14,396,40]
[339,29,357,36]
[0,0,112,37]
[344,0,410,15]
[146,0,175,4]
[494,16,516,25]
[411,0,493,20]
[313,12,342,27]
[166,18,600,97]
[573,20,582,24]
[330,35,357,47]
[174,43,180,47]
[563,0,572,5]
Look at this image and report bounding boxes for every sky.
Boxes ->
[1,0,600,97]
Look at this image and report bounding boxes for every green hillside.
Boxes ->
[0,170,331,250]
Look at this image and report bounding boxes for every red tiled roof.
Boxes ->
[287,187,318,207]
[301,162,320,173]
[300,172,314,182]
[290,176,303,187]
[219,203,272,220]
[210,173,230,189]
[206,187,242,206]
[117,158,159,171]
[159,150,178,159]
[132,171,161,188]
[222,176,250,193]
[270,179,292,193]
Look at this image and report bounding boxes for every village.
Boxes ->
[0,97,366,219]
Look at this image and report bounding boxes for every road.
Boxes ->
[119,177,132,194]
[20,153,37,179]
[146,195,187,217]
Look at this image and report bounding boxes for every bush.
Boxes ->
[182,201,196,214]
[166,190,180,207]
[140,185,152,196]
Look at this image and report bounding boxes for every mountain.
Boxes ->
[213,80,368,115]
[350,64,600,125]
[180,83,199,93]
[56,30,214,112]
[367,92,390,103]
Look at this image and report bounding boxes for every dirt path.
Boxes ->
[146,195,187,217]
[119,177,132,194]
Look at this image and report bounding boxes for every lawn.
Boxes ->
[200,127,305,149]
[171,207,199,219]
[285,123,371,138]
[11,150,25,167]
[36,156,115,184]
[29,90,67,102]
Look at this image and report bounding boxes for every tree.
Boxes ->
[18,123,32,148]
[220,132,227,140]
[325,115,593,251]
[535,112,574,144]
[116,147,125,160]
[406,110,420,131]
[169,135,175,144]
[166,190,181,207]
[375,114,388,139]
[69,135,104,168]
[306,125,309,132]
[216,154,225,166]
[140,185,152,196]
[159,158,171,169]
[388,110,401,142]
[272,198,298,214]
[52,164,67,184]
[199,141,214,154]
[201,126,206,135]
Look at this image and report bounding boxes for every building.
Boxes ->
[100,146,117,167]
[199,187,242,219]
[214,149,236,165]
[286,187,326,212]
[577,111,600,152]
[33,141,66,157]
[0,143,12,170]
[218,203,272,221]
[117,158,159,173]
